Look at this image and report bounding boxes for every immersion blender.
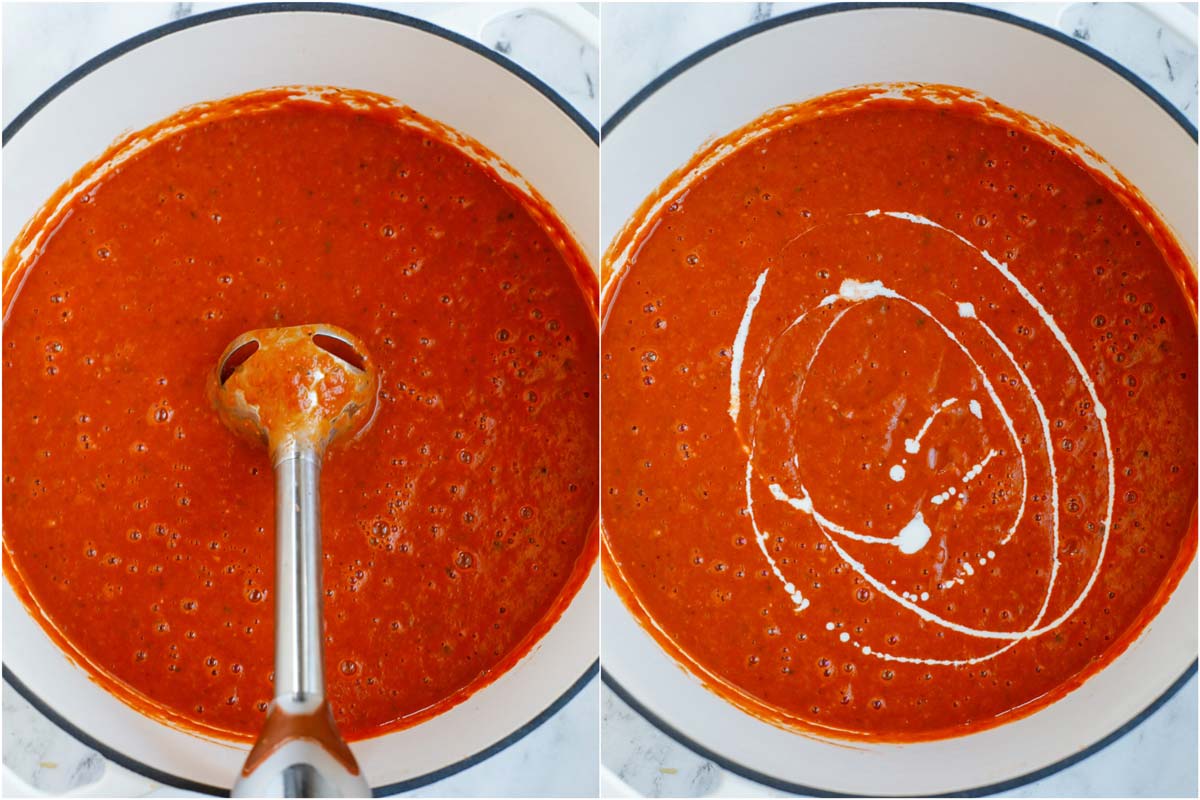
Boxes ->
[211,324,377,797]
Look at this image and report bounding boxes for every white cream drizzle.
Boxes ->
[819,278,899,307]
[768,482,933,555]
[904,398,957,455]
[729,209,1113,668]
[747,462,810,612]
[961,450,996,483]
[728,269,770,424]
[754,281,1032,575]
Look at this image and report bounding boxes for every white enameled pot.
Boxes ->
[600,4,1197,796]
[3,4,598,795]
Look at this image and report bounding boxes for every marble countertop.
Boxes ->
[600,2,1197,798]
[1,3,598,797]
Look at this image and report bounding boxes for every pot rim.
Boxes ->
[2,3,599,796]
[602,1,1196,141]
[600,3,1197,796]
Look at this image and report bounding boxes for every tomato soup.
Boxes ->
[601,85,1196,741]
[3,88,598,741]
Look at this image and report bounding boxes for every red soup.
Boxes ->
[4,88,598,741]
[601,85,1196,742]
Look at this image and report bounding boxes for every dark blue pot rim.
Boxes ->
[601,2,1196,796]
[3,2,598,145]
[3,2,597,796]
[603,2,1195,140]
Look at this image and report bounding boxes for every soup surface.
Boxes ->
[4,88,598,741]
[602,85,1197,741]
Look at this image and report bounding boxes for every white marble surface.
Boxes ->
[599,2,1198,798]
[1,2,598,797]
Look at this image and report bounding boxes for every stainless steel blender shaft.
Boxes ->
[274,444,325,704]
[232,442,369,798]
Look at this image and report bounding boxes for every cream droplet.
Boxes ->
[896,512,932,555]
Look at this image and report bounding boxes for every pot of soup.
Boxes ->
[600,4,1196,795]
[3,4,598,795]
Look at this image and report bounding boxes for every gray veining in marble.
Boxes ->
[1060,1,1198,124]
